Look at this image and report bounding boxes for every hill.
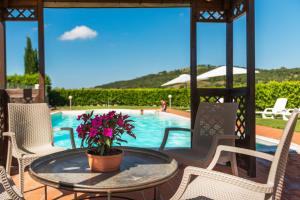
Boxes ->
[95,66,300,88]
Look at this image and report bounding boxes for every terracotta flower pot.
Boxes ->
[86,149,123,173]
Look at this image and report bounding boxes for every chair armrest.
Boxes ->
[53,127,76,149]
[159,128,192,150]
[0,166,24,200]
[170,166,273,200]
[263,108,274,112]
[2,132,24,158]
[207,145,274,170]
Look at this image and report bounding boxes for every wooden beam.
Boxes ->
[246,0,256,177]
[44,2,190,8]
[190,0,198,131]
[6,0,37,7]
[4,0,231,9]
[0,20,6,89]
[38,0,45,102]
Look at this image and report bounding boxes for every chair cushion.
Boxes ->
[180,176,265,200]
[161,148,209,167]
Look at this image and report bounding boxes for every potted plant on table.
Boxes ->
[76,111,135,172]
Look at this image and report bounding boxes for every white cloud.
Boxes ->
[59,25,98,41]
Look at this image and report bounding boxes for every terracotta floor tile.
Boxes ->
[11,154,300,200]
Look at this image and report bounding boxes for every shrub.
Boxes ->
[49,88,190,107]
[255,81,300,110]
[7,74,51,89]
[49,81,300,110]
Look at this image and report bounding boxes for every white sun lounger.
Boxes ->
[256,98,288,120]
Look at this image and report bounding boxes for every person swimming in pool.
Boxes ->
[160,99,167,112]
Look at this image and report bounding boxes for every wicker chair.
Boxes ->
[0,166,24,200]
[171,110,299,200]
[160,102,239,175]
[3,103,76,193]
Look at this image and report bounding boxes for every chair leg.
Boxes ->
[231,153,239,176]
[18,160,25,194]
[6,140,12,175]
[45,185,47,200]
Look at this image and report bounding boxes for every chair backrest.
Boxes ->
[273,98,287,113]
[192,102,238,148]
[267,110,299,199]
[8,103,53,151]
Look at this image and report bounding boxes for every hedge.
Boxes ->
[49,81,300,110]
[49,88,190,107]
[7,74,51,89]
[255,81,300,110]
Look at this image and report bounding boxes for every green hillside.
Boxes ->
[96,66,300,88]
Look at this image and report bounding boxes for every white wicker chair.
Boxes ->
[171,110,299,200]
[160,102,239,175]
[3,103,76,193]
[0,166,24,200]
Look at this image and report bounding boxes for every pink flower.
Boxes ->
[76,125,85,138]
[77,115,82,120]
[89,128,98,138]
[107,111,116,119]
[103,128,113,138]
[117,117,124,126]
[91,115,102,128]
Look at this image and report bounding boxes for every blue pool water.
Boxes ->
[52,111,277,152]
[52,111,191,149]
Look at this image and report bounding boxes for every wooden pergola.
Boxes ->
[0,0,256,176]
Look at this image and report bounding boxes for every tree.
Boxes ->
[24,37,39,74]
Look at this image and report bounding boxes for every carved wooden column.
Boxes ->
[0,11,6,89]
[246,0,256,177]
[190,0,198,132]
[38,0,46,102]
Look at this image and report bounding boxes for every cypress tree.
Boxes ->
[24,37,39,74]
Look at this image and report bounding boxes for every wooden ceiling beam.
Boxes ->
[43,2,191,8]
[6,0,37,7]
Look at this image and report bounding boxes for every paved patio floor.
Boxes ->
[11,153,300,200]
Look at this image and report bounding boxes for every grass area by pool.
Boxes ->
[256,118,300,132]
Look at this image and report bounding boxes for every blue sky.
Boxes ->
[6,0,300,88]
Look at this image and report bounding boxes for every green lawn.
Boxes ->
[256,118,300,132]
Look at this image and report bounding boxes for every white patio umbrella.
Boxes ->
[197,66,259,80]
[161,74,190,87]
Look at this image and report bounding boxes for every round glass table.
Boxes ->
[29,147,178,200]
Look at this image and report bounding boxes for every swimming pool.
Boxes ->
[52,110,191,149]
[52,109,290,152]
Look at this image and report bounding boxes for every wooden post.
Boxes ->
[225,19,233,103]
[38,0,45,102]
[0,19,6,89]
[246,0,256,177]
[226,22,233,91]
[190,1,198,131]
